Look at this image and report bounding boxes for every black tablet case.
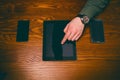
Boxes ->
[43,20,76,61]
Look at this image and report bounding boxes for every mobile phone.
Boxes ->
[89,19,105,43]
[16,20,30,42]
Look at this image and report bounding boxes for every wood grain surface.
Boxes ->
[0,0,120,80]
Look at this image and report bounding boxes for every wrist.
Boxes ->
[76,14,90,25]
[75,17,85,25]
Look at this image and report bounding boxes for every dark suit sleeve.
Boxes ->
[79,0,110,19]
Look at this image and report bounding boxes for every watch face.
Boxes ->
[83,16,89,24]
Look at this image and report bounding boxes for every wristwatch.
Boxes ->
[76,14,90,24]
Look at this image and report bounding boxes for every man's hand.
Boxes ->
[61,17,85,44]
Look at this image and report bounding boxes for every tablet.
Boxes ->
[43,20,76,61]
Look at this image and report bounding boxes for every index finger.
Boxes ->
[61,32,70,44]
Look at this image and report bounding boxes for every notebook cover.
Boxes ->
[16,20,30,42]
[43,20,76,61]
[89,19,105,43]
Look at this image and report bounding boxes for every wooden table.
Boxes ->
[0,0,120,80]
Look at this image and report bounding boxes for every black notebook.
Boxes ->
[43,20,76,61]
[89,19,105,43]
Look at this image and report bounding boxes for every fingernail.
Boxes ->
[61,42,63,44]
